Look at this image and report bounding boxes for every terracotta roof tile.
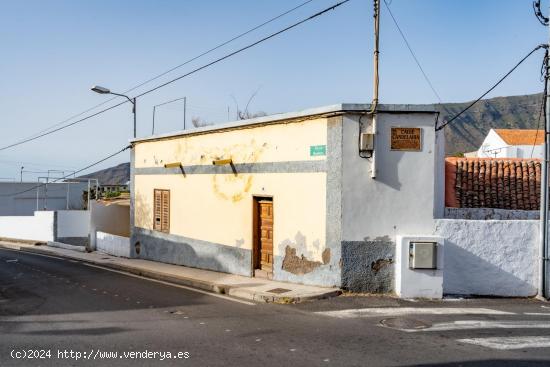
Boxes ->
[494,129,544,146]
[445,157,541,210]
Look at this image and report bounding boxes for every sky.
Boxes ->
[0,0,547,180]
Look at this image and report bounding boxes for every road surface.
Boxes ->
[1,248,550,366]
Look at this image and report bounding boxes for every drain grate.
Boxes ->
[267,288,291,294]
[380,318,431,330]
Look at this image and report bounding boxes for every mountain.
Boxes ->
[436,93,543,155]
[79,162,130,185]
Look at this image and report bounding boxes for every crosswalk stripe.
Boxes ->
[457,336,550,350]
[315,307,514,318]
[399,320,550,332]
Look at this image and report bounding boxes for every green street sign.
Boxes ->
[310,145,326,156]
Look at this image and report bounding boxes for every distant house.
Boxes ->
[477,129,543,158]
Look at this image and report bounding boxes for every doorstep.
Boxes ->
[0,240,341,303]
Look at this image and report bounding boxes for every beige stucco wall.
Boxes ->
[133,118,328,262]
[134,118,327,168]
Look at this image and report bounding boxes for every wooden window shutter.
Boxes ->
[161,190,170,232]
[154,189,162,231]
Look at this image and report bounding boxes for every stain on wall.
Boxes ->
[341,236,394,293]
[281,245,330,275]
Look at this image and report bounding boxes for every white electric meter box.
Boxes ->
[409,241,437,269]
[396,235,444,299]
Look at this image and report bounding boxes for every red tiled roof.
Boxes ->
[494,129,544,146]
[445,157,541,210]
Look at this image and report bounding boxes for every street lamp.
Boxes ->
[91,85,137,138]
[20,166,24,183]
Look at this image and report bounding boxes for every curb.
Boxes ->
[0,243,341,304]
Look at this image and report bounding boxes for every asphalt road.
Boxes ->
[1,248,550,367]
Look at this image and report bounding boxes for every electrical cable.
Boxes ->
[133,0,351,100]
[531,50,548,158]
[533,0,549,26]
[382,0,442,103]
[0,145,131,197]
[0,0,349,152]
[436,44,548,131]
[5,0,317,147]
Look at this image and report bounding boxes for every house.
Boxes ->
[477,128,543,158]
[129,103,443,292]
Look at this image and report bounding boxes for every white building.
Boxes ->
[477,128,543,158]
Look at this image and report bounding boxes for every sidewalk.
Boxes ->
[0,240,341,303]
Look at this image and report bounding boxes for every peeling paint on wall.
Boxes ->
[281,245,330,275]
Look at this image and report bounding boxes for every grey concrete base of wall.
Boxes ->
[55,237,88,247]
[444,207,539,220]
[341,238,394,293]
[132,227,251,277]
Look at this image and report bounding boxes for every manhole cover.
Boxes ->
[267,288,291,294]
[380,318,431,330]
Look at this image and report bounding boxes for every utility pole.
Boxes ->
[539,0,550,299]
[20,166,24,182]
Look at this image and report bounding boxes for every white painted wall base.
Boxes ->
[0,211,55,242]
[96,231,130,258]
[395,235,444,299]
[434,219,538,297]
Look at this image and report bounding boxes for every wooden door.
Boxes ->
[253,198,273,277]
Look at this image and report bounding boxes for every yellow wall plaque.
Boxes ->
[390,127,422,151]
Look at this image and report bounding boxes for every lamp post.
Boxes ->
[20,166,24,182]
[91,85,137,138]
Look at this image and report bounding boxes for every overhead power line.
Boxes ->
[4,0,317,150]
[0,0,349,152]
[436,44,548,131]
[0,100,128,152]
[133,0,351,99]
[531,49,548,158]
[0,145,131,197]
[382,0,442,103]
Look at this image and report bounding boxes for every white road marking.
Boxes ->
[524,312,550,316]
[5,259,18,263]
[457,336,550,350]
[316,307,514,318]
[399,320,550,332]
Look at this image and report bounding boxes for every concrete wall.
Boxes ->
[0,211,55,242]
[56,210,90,246]
[340,110,441,292]
[0,182,87,216]
[433,219,538,297]
[97,231,130,257]
[132,117,331,283]
[90,201,130,237]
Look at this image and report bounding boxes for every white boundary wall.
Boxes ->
[96,231,130,257]
[434,219,538,297]
[56,210,89,238]
[0,211,55,242]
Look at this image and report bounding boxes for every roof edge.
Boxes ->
[131,103,437,144]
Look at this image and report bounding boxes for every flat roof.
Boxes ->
[131,103,436,144]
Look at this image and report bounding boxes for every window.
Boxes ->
[153,189,170,233]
